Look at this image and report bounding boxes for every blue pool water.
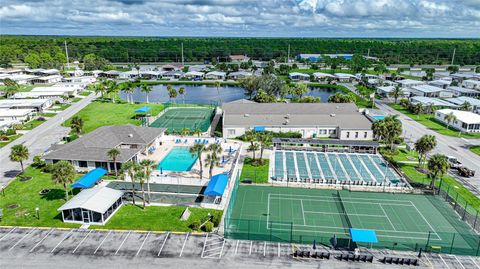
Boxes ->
[158,147,198,172]
[372,115,386,120]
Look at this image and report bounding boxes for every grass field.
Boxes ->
[390,104,480,138]
[22,118,47,130]
[0,85,34,92]
[97,205,222,232]
[0,167,80,228]
[64,101,164,133]
[470,146,480,156]
[239,158,269,183]
[226,185,479,254]
[0,134,22,148]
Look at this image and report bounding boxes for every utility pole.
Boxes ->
[181,42,184,66]
[451,48,456,65]
[287,44,290,64]
[64,40,70,69]
[367,48,370,58]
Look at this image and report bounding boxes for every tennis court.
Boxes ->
[271,150,402,184]
[149,107,215,132]
[225,185,479,255]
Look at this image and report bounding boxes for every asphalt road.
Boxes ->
[0,93,97,187]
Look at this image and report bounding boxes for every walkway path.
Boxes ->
[0,93,97,186]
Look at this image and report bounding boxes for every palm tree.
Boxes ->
[51,161,76,200]
[107,148,121,177]
[70,116,84,135]
[193,128,202,137]
[204,153,220,179]
[427,154,449,192]
[415,135,437,167]
[140,84,153,103]
[189,143,206,179]
[137,169,147,208]
[121,161,138,205]
[460,101,472,111]
[9,144,29,173]
[244,130,257,161]
[180,128,190,137]
[167,85,177,103]
[444,112,457,130]
[248,142,260,161]
[258,132,272,164]
[214,81,222,104]
[3,78,19,98]
[178,87,186,104]
[139,159,156,203]
[425,103,435,117]
[412,103,423,117]
[106,80,118,103]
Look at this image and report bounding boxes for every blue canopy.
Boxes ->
[349,229,378,244]
[204,173,228,196]
[254,126,265,132]
[135,106,151,113]
[71,168,107,189]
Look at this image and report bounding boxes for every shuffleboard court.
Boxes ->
[225,185,479,255]
[149,107,215,132]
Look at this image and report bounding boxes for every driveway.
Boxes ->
[0,93,97,186]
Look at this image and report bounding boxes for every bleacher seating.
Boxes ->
[336,253,373,263]
[380,256,418,266]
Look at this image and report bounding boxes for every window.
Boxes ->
[78,161,88,168]
[346,132,350,138]
[355,132,359,138]
[364,132,368,138]
[228,129,236,135]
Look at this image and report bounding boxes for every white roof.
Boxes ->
[334,73,357,79]
[411,85,444,93]
[436,109,480,124]
[206,71,226,76]
[1,74,39,81]
[35,75,62,81]
[445,97,480,107]
[377,86,396,93]
[312,72,335,78]
[398,79,425,86]
[447,86,479,93]
[411,96,458,107]
[32,86,75,93]
[0,99,50,109]
[0,109,34,117]
[185,71,204,76]
[464,80,480,85]
[429,80,451,86]
[40,69,60,75]
[58,186,124,214]
[289,72,309,77]
[0,119,20,128]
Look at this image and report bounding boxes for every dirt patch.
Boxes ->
[19,176,32,182]
[415,167,429,174]
[15,209,28,217]
[7,204,19,209]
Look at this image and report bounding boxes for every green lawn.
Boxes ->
[0,85,34,92]
[79,91,92,96]
[39,112,57,117]
[239,158,269,183]
[390,104,480,138]
[380,147,419,163]
[71,97,82,103]
[0,167,80,228]
[22,118,47,130]
[97,205,222,232]
[0,134,22,148]
[64,101,164,133]
[470,146,480,156]
[52,103,71,111]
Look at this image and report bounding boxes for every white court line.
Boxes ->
[379,204,397,231]
[0,227,17,242]
[269,196,412,207]
[9,228,36,251]
[51,229,74,253]
[115,231,131,255]
[72,230,92,254]
[249,241,253,255]
[268,193,413,204]
[29,228,54,253]
[453,255,466,269]
[470,256,480,269]
[179,232,189,257]
[201,233,208,258]
[94,230,111,254]
[267,193,270,227]
[135,232,150,257]
[234,240,239,255]
[303,210,386,218]
[278,243,280,257]
[300,200,306,225]
[219,239,226,258]
[157,232,170,257]
[439,254,451,269]
[263,241,266,257]
[409,201,441,240]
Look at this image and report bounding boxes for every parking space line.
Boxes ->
[179,232,189,257]
[219,239,225,258]
[72,230,92,254]
[51,229,74,253]
[234,240,239,255]
[94,230,111,254]
[157,232,170,257]
[278,243,280,257]
[470,257,480,269]
[263,241,266,257]
[0,227,17,242]
[9,228,36,251]
[453,255,466,269]
[201,233,208,258]
[115,230,131,255]
[135,232,150,257]
[249,241,253,255]
[439,255,450,269]
[29,228,54,252]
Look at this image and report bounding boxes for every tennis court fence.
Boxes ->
[223,218,480,256]
[224,170,240,229]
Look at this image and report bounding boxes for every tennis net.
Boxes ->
[163,115,207,120]
[336,191,353,229]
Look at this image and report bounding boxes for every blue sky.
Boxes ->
[1,0,479,38]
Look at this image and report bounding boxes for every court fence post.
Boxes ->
[476,236,480,256]
[463,202,468,220]
[248,220,251,240]
[290,222,293,244]
[449,233,456,254]
[425,231,431,251]
[269,221,272,241]
[454,193,459,210]
[474,211,479,230]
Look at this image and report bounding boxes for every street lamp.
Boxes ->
[35,207,40,220]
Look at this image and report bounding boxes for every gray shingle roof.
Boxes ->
[44,125,165,163]
[222,102,372,130]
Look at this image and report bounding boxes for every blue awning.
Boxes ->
[135,106,151,113]
[204,173,228,196]
[71,168,107,189]
[349,229,378,244]
[254,126,265,132]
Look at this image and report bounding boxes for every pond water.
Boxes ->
[120,84,339,105]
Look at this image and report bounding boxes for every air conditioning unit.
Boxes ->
[283,119,289,125]
[285,114,290,119]
[330,114,336,117]
[244,114,250,117]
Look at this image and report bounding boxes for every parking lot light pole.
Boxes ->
[35,208,40,220]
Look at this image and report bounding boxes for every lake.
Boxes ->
[120,84,339,105]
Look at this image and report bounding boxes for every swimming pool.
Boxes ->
[372,115,386,120]
[158,147,198,172]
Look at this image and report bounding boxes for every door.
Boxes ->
[82,211,90,223]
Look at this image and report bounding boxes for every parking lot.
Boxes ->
[1,227,480,269]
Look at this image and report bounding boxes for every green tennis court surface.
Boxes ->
[149,107,214,132]
[225,185,479,255]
